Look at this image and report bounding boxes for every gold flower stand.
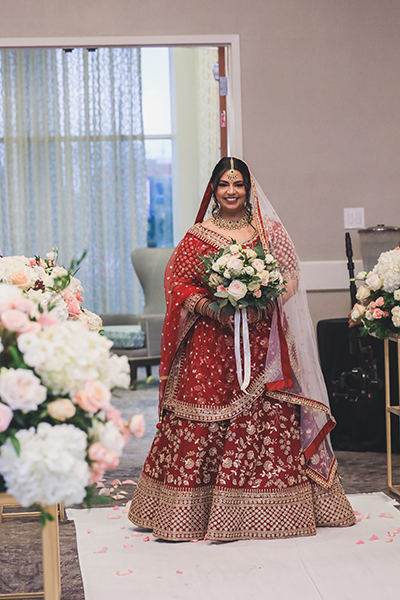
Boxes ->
[0,493,61,600]
[384,336,400,496]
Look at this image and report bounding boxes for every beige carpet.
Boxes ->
[68,492,400,600]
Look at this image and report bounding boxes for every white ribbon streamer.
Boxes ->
[234,307,252,392]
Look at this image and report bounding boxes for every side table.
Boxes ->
[0,494,60,600]
[384,336,400,496]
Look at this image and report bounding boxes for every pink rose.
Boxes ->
[10,271,29,289]
[375,297,384,307]
[0,402,13,432]
[372,308,383,319]
[216,285,227,293]
[369,301,376,310]
[106,407,124,429]
[61,290,82,317]
[12,297,34,314]
[37,313,61,328]
[383,311,389,317]
[22,321,41,334]
[75,380,111,413]
[253,289,262,298]
[1,309,32,333]
[88,441,107,462]
[0,368,47,412]
[102,451,120,469]
[121,420,130,444]
[227,280,247,301]
[129,414,145,438]
[76,290,84,302]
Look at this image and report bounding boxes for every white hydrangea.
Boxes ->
[0,422,90,506]
[25,289,69,322]
[392,306,400,328]
[17,321,130,396]
[370,249,400,293]
[78,308,103,332]
[99,420,125,456]
[394,290,400,301]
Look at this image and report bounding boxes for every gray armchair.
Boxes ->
[101,247,174,385]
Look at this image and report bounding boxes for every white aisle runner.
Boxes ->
[68,493,400,600]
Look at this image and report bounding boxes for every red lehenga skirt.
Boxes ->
[129,394,355,541]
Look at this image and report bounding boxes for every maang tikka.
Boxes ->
[226,157,238,181]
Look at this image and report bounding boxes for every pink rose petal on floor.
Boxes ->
[387,531,395,537]
[87,529,94,534]
[355,540,365,545]
[99,488,110,496]
[93,546,108,554]
[122,508,129,513]
[113,506,120,510]
[123,544,133,548]
[386,538,394,543]
[191,539,199,543]
[369,535,379,541]
[120,527,126,530]
[143,536,150,542]
[354,511,361,516]
[125,536,130,539]
[107,513,122,520]
[99,478,106,482]
[116,570,133,576]
[362,513,370,520]
[132,532,143,537]
[122,479,136,485]
[356,518,362,523]
[378,513,394,518]
[112,479,122,486]
[393,528,400,534]
[176,571,183,575]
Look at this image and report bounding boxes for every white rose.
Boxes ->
[246,249,257,259]
[227,280,247,301]
[47,398,76,421]
[99,421,125,456]
[251,259,265,272]
[226,256,243,273]
[392,306,400,328]
[268,270,282,283]
[46,251,57,261]
[229,244,240,254]
[365,273,382,291]
[394,289,400,301]
[215,255,229,269]
[365,310,374,321]
[244,266,255,275]
[350,304,366,321]
[356,286,371,301]
[0,368,47,413]
[223,269,231,279]
[264,254,275,264]
[356,271,367,280]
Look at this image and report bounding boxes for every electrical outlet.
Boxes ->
[344,208,365,229]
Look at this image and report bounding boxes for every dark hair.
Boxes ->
[210,157,251,202]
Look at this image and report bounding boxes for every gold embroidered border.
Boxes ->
[306,457,338,490]
[188,223,258,250]
[129,473,319,541]
[310,473,356,527]
[267,390,332,416]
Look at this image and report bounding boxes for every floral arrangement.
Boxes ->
[350,246,400,339]
[199,241,285,313]
[0,250,102,331]
[0,283,144,524]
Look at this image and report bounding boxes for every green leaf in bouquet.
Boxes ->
[239,298,249,306]
[219,298,228,308]
[209,302,220,312]
[229,297,238,307]
[10,434,20,456]
[214,291,229,298]
[222,246,231,255]
[255,245,264,257]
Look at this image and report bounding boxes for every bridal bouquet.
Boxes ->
[350,246,400,339]
[0,250,102,332]
[0,283,144,523]
[199,241,286,313]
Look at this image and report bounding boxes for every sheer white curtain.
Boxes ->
[0,48,147,314]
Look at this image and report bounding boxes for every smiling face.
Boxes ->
[213,170,247,218]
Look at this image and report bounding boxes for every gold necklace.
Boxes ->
[211,206,251,230]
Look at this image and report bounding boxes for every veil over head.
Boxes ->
[161,158,337,488]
